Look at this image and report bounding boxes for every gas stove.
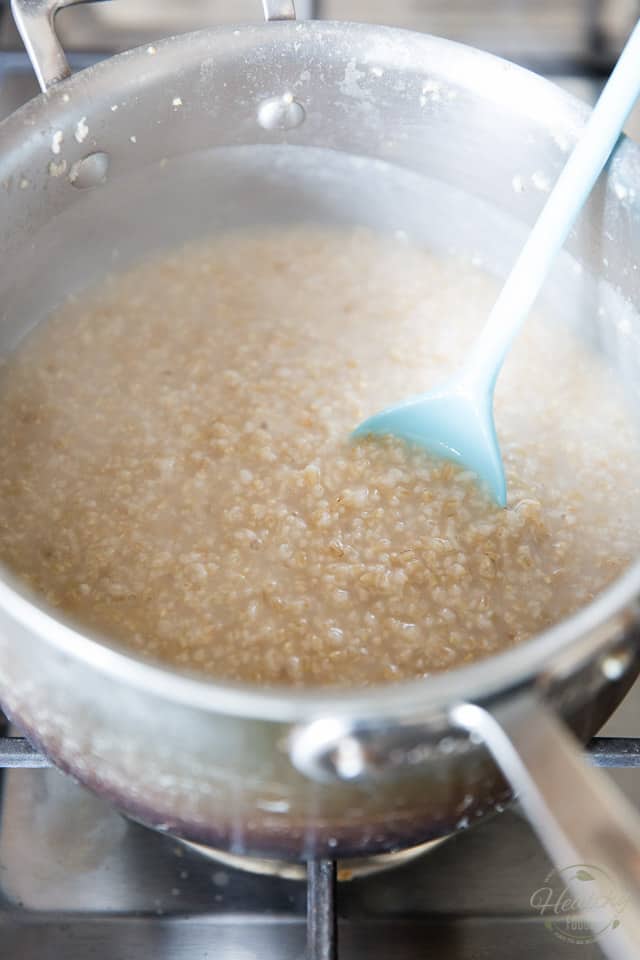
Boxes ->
[2,2,640,958]
[2,724,640,959]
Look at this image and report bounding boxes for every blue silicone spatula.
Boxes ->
[353,21,640,507]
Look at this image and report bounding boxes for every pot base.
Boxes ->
[178,835,450,881]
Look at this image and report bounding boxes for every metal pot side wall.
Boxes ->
[1,22,640,859]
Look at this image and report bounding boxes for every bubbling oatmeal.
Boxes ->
[0,226,639,687]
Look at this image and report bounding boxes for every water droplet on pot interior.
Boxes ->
[69,152,110,189]
[257,93,305,131]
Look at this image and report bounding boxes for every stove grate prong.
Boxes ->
[306,858,337,960]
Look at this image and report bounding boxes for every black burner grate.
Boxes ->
[2,734,640,960]
[3,734,640,769]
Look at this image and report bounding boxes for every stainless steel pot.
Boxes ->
[3,1,640,955]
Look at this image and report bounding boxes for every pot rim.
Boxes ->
[1,19,638,723]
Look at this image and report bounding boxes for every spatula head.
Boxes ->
[352,381,507,507]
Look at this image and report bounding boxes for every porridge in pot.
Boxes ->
[0,226,639,687]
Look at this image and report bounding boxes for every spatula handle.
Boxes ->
[467,19,640,390]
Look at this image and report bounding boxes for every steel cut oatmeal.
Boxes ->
[0,226,639,687]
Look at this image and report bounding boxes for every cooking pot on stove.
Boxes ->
[3,2,640,955]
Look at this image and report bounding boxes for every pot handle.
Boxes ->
[453,694,640,960]
[11,0,297,93]
[11,0,100,92]
[290,690,640,958]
